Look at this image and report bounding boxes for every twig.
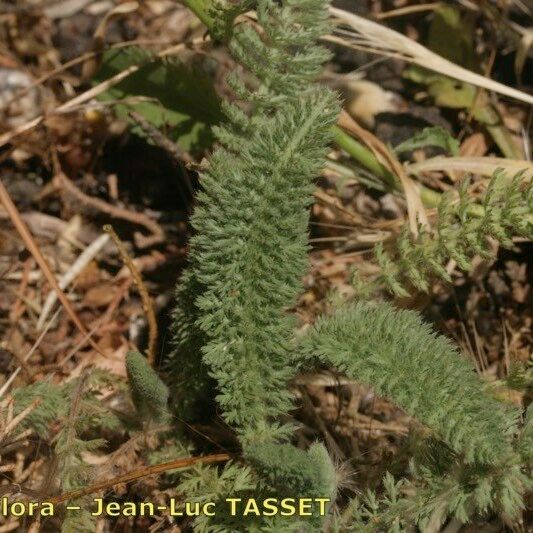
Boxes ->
[103,225,158,365]
[47,453,230,504]
[128,111,193,166]
[51,276,130,370]
[0,398,41,441]
[93,277,133,330]
[128,111,195,201]
[58,369,90,483]
[55,172,164,248]
[9,258,32,323]
[51,278,131,367]
[81,2,140,80]
[0,179,99,351]
[0,307,61,399]
[7,287,42,315]
[58,322,103,368]
[37,234,110,330]
[313,189,364,224]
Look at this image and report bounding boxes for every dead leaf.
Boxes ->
[460,133,488,158]
[82,284,119,309]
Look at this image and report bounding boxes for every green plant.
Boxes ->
[55,374,107,532]
[296,301,530,528]
[160,0,532,530]
[6,1,531,531]
[244,442,337,501]
[168,0,337,446]
[11,371,120,532]
[126,350,169,422]
[373,171,533,296]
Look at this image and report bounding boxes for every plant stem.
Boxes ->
[182,0,216,29]
[332,126,395,187]
[48,453,231,504]
[333,126,442,208]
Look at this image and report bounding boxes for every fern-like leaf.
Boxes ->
[168,0,339,444]
[374,171,533,295]
[296,300,519,464]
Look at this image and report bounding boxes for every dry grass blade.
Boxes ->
[81,1,140,80]
[329,6,533,106]
[103,224,158,366]
[58,323,103,368]
[1,39,183,111]
[55,172,164,248]
[47,453,230,504]
[338,110,427,233]
[36,233,110,330]
[0,307,62,399]
[0,37,208,148]
[374,3,442,20]
[406,156,533,178]
[0,398,41,441]
[0,179,100,354]
[313,189,364,224]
